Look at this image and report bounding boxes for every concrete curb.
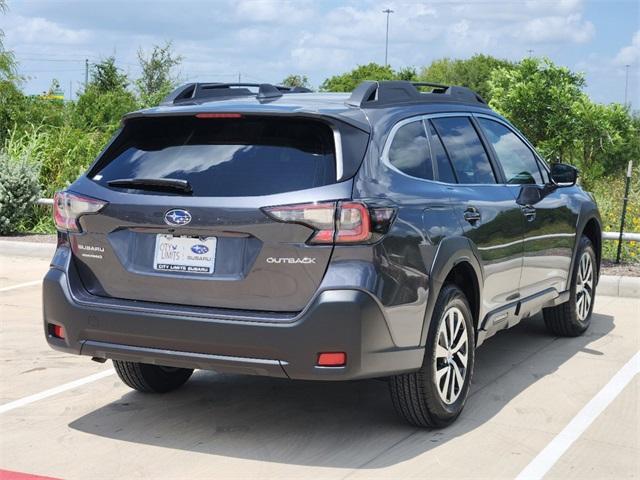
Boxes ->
[0,240,56,259]
[1,239,638,298]
[598,275,640,299]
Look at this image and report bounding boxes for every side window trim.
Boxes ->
[472,113,550,185]
[382,111,544,186]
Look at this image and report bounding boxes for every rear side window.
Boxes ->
[432,117,496,184]
[91,116,336,197]
[387,120,433,180]
[477,118,543,185]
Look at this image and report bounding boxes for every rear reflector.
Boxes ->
[51,325,65,339]
[195,113,243,119]
[317,352,346,367]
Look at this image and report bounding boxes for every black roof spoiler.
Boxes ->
[346,81,486,108]
[161,83,313,105]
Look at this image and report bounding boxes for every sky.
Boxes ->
[2,0,639,108]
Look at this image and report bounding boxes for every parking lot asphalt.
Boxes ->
[0,250,638,480]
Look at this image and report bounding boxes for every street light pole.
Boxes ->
[383,8,394,66]
[624,64,630,105]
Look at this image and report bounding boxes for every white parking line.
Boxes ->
[0,369,115,414]
[516,351,640,480]
[0,280,42,293]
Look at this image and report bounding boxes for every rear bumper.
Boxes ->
[43,265,423,381]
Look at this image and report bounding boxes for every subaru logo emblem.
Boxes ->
[164,209,192,226]
[191,244,209,254]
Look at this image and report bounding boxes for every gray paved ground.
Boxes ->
[0,251,638,479]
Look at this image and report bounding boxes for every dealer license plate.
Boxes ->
[153,235,217,274]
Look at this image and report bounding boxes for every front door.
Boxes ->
[474,115,574,299]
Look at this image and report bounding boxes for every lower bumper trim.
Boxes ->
[81,340,289,378]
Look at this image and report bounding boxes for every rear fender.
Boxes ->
[567,205,602,289]
[419,236,484,347]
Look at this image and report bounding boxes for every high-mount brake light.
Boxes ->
[195,113,243,119]
[53,191,106,233]
[262,201,396,245]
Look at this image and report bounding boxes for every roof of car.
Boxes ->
[123,81,494,133]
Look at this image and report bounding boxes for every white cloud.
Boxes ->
[614,30,640,66]
[233,0,314,24]
[520,14,595,44]
[7,15,91,45]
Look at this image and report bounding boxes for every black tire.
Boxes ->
[389,284,475,428]
[543,236,596,337]
[113,360,193,393]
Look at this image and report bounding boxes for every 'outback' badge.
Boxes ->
[164,209,192,226]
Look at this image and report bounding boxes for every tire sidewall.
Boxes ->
[422,285,475,423]
[569,237,597,330]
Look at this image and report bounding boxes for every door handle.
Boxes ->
[463,207,481,224]
[521,205,536,222]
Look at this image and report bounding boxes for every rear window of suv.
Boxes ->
[90,116,336,197]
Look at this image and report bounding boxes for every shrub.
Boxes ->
[590,172,640,263]
[0,151,41,235]
[37,125,111,197]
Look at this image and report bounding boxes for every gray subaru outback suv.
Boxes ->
[44,81,601,427]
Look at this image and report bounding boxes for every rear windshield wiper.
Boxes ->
[107,178,193,194]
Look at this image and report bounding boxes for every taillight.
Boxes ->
[336,202,371,243]
[53,191,106,233]
[262,201,396,245]
[263,202,336,244]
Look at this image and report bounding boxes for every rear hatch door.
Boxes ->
[70,114,365,313]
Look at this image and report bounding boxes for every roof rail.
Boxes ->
[161,82,313,105]
[346,80,486,108]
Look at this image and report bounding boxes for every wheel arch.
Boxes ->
[571,211,602,287]
[420,237,484,347]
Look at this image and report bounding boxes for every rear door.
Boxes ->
[70,114,365,312]
[430,115,525,313]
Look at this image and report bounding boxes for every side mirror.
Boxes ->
[517,184,543,206]
[550,163,578,186]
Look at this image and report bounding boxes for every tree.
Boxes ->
[281,74,310,89]
[72,87,137,132]
[488,57,585,162]
[0,0,24,143]
[572,99,640,182]
[136,41,182,107]
[419,54,514,101]
[89,57,129,93]
[320,63,416,92]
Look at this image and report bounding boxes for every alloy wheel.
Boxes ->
[434,306,469,404]
[576,251,594,321]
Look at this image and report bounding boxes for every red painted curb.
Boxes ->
[0,470,61,480]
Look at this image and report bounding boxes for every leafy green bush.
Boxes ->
[590,172,640,263]
[0,151,41,235]
[38,125,112,197]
